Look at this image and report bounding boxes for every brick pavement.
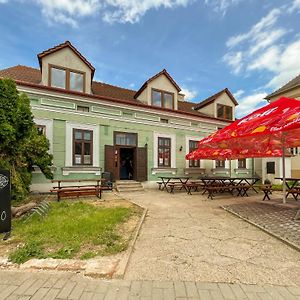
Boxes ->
[0,270,299,299]
[222,202,300,250]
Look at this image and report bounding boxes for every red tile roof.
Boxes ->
[37,41,95,78]
[194,88,238,110]
[134,69,181,99]
[0,65,232,122]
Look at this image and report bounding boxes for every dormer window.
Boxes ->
[49,65,85,92]
[217,104,232,120]
[152,89,174,109]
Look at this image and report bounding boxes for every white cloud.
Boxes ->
[289,0,300,12]
[0,0,194,26]
[181,87,198,101]
[267,40,300,89]
[233,89,244,99]
[223,51,243,74]
[204,0,242,16]
[0,0,245,25]
[236,92,268,118]
[224,2,300,91]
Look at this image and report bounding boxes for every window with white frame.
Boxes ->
[65,122,99,168]
[189,140,200,167]
[73,129,93,165]
[238,158,246,168]
[215,160,226,168]
[153,132,176,169]
[158,137,171,167]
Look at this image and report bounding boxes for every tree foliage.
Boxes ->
[0,79,53,201]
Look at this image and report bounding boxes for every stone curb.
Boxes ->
[114,202,148,279]
[221,205,300,253]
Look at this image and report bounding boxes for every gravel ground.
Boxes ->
[123,189,300,286]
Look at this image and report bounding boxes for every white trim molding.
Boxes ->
[34,118,53,153]
[65,122,100,169]
[153,132,176,169]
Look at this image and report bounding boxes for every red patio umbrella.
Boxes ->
[186,97,300,203]
[186,147,283,161]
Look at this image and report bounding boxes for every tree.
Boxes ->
[0,79,53,201]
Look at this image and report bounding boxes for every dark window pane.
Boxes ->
[84,131,91,141]
[74,131,82,140]
[84,143,91,155]
[75,142,82,155]
[164,93,173,109]
[152,90,162,107]
[70,71,84,92]
[51,68,66,89]
[77,106,89,112]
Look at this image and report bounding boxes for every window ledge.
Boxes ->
[234,168,250,174]
[211,168,230,175]
[151,168,177,175]
[62,166,102,176]
[184,168,206,175]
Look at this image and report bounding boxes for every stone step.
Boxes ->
[117,187,144,193]
[115,180,144,193]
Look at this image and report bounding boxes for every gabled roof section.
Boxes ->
[37,41,95,77]
[265,73,300,100]
[193,88,238,110]
[134,69,181,99]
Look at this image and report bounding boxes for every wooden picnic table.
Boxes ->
[158,176,190,192]
[199,176,260,199]
[51,179,106,201]
[275,177,300,200]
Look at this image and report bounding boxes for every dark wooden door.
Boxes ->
[136,147,148,182]
[105,145,118,181]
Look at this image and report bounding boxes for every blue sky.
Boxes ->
[1,0,300,117]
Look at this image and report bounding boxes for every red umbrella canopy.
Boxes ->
[196,97,300,152]
[186,147,283,161]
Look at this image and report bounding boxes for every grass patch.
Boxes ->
[8,201,139,264]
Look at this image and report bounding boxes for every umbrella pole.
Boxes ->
[282,145,286,204]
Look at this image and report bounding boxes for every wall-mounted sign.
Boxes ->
[0,170,11,233]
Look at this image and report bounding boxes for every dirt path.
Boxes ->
[123,190,300,286]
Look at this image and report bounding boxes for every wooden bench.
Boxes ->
[167,182,185,193]
[287,187,300,200]
[259,184,272,201]
[184,182,205,195]
[51,179,105,201]
[50,186,102,201]
[205,184,250,200]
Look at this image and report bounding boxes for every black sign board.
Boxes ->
[0,170,11,233]
[266,162,275,174]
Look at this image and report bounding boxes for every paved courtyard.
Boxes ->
[124,190,300,286]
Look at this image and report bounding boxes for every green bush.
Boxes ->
[0,79,53,202]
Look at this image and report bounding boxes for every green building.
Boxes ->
[0,41,253,191]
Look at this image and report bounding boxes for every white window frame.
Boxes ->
[34,118,53,153]
[185,136,203,168]
[65,122,99,167]
[213,159,230,169]
[153,132,176,168]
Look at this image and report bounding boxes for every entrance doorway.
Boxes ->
[119,148,134,180]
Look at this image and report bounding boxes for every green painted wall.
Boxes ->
[29,95,254,184]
